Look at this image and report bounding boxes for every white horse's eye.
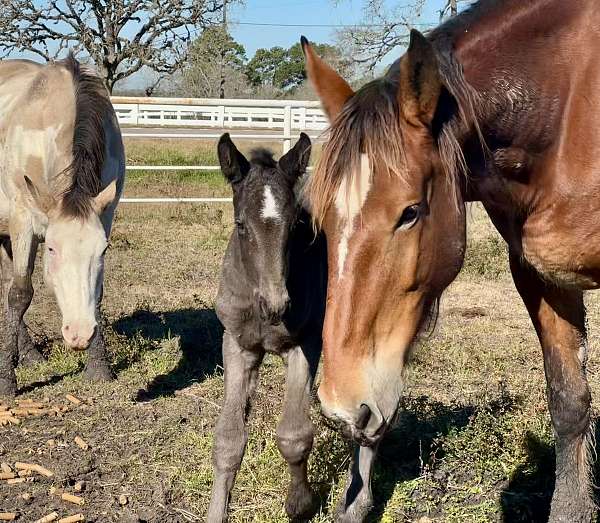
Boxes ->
[47,246,56,255]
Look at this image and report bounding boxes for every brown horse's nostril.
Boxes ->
[356,404,371,430]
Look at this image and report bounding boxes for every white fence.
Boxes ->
[113,96,327,204]
[112,96,327,131]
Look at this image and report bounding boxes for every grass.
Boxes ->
[4,142,600,522]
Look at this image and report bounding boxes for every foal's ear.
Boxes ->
[93,180,118,214]
[301,36,354,121]
[279,133,311,179]
[24,176,56,213]
[217,133,250,185]
[399,30,443,128]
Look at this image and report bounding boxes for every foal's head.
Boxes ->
[218,133,311,323]
[303,32,468,445]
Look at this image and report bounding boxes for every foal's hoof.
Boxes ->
[285,484,319,522]
[0,375,17,398]
[84,361,114,382]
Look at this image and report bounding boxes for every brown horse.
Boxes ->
[302,0,599,521]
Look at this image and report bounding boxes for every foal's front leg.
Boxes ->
[511,256,595,522]
[335,443,379,522]
[277,343,319,521]
[208,332,264,522]
[0,222,37,397]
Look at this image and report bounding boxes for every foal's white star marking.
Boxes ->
[261,185,280,221]
[335,154,372,278]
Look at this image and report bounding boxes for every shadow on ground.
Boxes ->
[499,418,600,522]
[112,307,223,401]
[499,431,555,522]
[362,396,476,522]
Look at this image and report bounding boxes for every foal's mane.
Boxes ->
[306,2,490,229]
[250,148,278,169]
[59,54,112,218]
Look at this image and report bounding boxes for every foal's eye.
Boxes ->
[396,203,421,231]
[235,220,246,234]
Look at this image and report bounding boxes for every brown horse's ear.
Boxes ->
[301,36,354,121]
[399,30,443,127]
[93,180,117,213]
[24,176,56,213]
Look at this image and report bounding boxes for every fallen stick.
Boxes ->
[17,400,45,408]
[33,513,59,523]
[58,514,84,523]
[17,469,32,477]
[0,513,16,521]
[0,472,15,480]
[65,394,81,406]
[6,477,25,484]
[0,416,20,425]
[15,462,53,477]
[10,408,31,416]
[0,463,12,473]
[73,437,89,451]
[61,492,84,505]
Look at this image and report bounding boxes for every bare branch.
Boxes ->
[0,0,230,93]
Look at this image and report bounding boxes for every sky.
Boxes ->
[8,0,455,89]
[229,0,449,64]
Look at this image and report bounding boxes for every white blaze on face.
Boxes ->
[44,214,108,350]
[261,185,280,221]
[335,153,372,278]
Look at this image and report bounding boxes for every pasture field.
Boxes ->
[1,138,599,522]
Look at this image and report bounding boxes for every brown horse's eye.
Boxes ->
[396,204,421,230]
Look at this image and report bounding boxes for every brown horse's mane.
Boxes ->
[306,1,494,229]
[59,54,112,218]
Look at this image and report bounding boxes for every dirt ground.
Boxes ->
[1,140,599,522]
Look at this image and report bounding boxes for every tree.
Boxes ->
[181,27,248,98]
[335,0,467,71]
[246,42,353,91]
[0,0,227,93]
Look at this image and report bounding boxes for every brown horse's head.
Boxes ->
[303,31,468,445]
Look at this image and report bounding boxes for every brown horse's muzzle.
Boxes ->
[318,384,389,447]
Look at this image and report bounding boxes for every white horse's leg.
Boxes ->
[0,217,37,396]
[0,240,44,366]
[83,301,113,381]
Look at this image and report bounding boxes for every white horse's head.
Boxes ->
[25,178,117,349]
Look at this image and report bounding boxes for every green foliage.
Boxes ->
[182,27,248,97]
[245,42,353,91]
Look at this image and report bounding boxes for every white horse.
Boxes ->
[0,55,125,396]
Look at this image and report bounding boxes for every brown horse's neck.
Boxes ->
[431,0,592,206]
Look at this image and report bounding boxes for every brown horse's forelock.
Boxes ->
[59,54,112,219]
[305,44,483,231]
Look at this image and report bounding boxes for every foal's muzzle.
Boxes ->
[258,294,290,324]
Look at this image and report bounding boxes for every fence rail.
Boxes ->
[113,96,326,203]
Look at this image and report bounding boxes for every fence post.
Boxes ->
[134,103,140,126]
[283,104,292,153]
[218,104,225,127]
